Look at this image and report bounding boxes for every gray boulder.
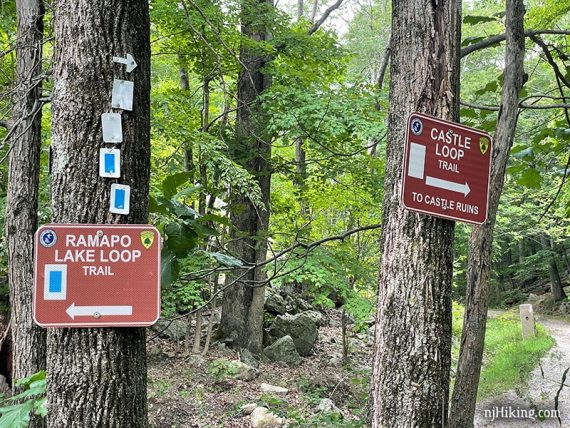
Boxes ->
[260,383,289,395]
[267,313,318,356]
[233,361,259,382]
[263,335,302,366]
[315,398,342,416]
[239,348,260,369]
[150,318,187,341]
[265,289,287,315]
[250,407,284,427]
[559,301,570,315]
[285,295,312,314]
[301,310,328,327]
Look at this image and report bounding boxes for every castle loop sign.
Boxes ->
[401,112,492,224]
[34,224,161,328]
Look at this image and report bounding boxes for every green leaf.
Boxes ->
[161,247,178,288]
[463,15,497,25]
[199,213,230,226]
[518,168,543,188]
[161,172,193,199]
[0,403,32,428]
[460,108,478,119]
[148,195,163,215]
[164,222,198,256]
[510,145,529,155]
[475,80,498,96]
[209,252,244,267]
[14,371,45,389]
[175,185,201,199]
[33,398,47,417]
[169,200,198,219]
[461,36,486,47]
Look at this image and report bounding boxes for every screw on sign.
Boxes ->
[401,112,492,224]
[33,224,161,328]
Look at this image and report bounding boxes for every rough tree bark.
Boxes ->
[370,0,460,426]
[449,1,525,426]
[46,0,150,426]
[6,0,46,399]
[540,233,567,301]
[220,0,273,354]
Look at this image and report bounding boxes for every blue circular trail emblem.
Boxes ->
[411,117,423,136]
[39,229,57,248]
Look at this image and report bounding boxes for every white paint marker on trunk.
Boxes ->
[101,113,123,143]
[111,79,134,111]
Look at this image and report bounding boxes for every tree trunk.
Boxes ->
[518,238,524,265]
[46,1,150,426]
[310,0,318,22]
[192,309,203,354]
[540,233,567,301]
[562,246,570,275]
[449,1,525,427]
[220,0,273,355]
[294,0,308,217]
[370,0,460,425]
[6,0,46,399]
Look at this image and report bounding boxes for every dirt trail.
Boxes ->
[475,311,570,427]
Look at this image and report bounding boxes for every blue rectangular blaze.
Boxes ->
[114,189,125,209]
[49,271,62,293]
[104,153,115,174]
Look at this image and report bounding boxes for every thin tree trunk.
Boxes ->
[192,310,203,354]
[540,233,567,301]
[220,0,273,355]
[178,60,195,180]
[184,314,193,354]
[7,1,46,404]
[46,1,150,426]
[562,246,570,275]
[201,288,217,356]
[191,76,212,355]
[370,0,461,425]
[295,0,308,216]
[310,0,318,22]
[449,1,525,426]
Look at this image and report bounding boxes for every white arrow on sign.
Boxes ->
[66,303,133,320]
[112,53,137,73]
[426,176,471,196]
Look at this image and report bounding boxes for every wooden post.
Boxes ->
[519,304,536,339]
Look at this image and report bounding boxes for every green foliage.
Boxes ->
[270,245,377,328]
[477,313,555,398]
[206,359,240,380]
[0,371,47,428]
[463,15,499,25]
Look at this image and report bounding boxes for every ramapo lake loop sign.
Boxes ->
[401,112,492,224]
[33,224,161,328]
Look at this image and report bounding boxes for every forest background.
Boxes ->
[0,0,569,426]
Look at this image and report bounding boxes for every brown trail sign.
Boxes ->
[401,112,492,224]
[34,224,160,328]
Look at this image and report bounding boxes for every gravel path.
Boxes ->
[475,311,570,427]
